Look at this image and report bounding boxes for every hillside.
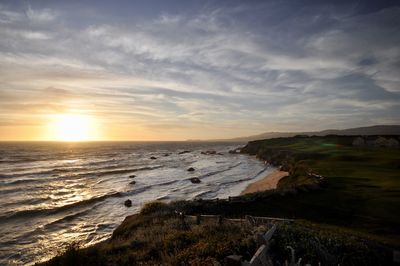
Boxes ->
[217,125,400,142]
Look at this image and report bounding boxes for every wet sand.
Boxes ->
[240,170,289,195]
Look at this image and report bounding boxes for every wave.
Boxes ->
[86,166,163,177]
[184,162,242,182]
[0,167,87,179]
[0,165,163,186]
[0,177,169,222]
[0,191,123,221]
[218,166,270,186]
[193,190,214,198]
[43,209,93,229]
[0,155,57,164]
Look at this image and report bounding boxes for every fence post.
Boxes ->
[196,214,201,225]
[179,212,186,228]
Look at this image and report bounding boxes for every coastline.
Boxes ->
[240,170,288,195]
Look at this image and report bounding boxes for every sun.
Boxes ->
[48,114,98,141]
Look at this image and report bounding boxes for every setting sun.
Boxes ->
[47,114,99,141]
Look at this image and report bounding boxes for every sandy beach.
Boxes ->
[240,170,289,195]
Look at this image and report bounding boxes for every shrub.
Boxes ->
[140,201,170,215]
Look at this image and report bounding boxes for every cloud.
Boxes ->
[26,6,57,22]
[0,1,399,139]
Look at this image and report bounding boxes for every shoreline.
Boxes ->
[240,170,289,195]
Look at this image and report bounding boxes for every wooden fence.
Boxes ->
[174,212,292,266]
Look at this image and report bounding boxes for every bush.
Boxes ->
[140,201,170,215]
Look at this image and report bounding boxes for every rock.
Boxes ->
[187,167,195,172]
[228,148,241,154]
[129,175,136,178]
[164,153,170,157]
[129,180,136,185]
[150,156,157,160]
[190,177,201,183]
[217,152,224,155]
[178,150,191,154]
[201,150,216,155]
[124,199,132,207]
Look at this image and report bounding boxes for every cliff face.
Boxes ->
[241,136,327,191]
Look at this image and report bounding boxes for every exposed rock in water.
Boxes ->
[187,167,195,172]
[129,175,136,178]
[201,150,216,155]
[164,153,170,157]
[228,148,242,154]
[130,180,136,185]
[150,156,157,160]
[190,177,201,183]
[178,150,191,154]
[124,199,132,207]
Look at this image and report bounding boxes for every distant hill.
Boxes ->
[218,125,400,142]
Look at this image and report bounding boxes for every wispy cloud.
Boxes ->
[0,1,399,139]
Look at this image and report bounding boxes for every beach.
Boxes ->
[240,170,288,195]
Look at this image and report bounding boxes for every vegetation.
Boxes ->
[40,202,259,265]
[40,135,400,265]
[239,135,400,244]
[40,202,394,266]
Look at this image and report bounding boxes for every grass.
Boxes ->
[40,202,394,266]
[40,202,259,265]
[239,135,400,244]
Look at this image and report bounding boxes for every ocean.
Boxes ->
[0,141,272,265]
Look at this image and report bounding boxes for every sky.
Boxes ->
[0,0,399,141]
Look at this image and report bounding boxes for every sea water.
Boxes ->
[0,141,272,265]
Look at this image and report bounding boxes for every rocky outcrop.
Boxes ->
[229,148,241,154]
[201,150,216,155]
[150,156,157,160]
[241,140,324,192]
[187,167,195,172]
[190,177,201,183]
[124,199,132,207]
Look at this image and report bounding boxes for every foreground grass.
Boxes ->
[40,202,394,266]
[40,202,259,265]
